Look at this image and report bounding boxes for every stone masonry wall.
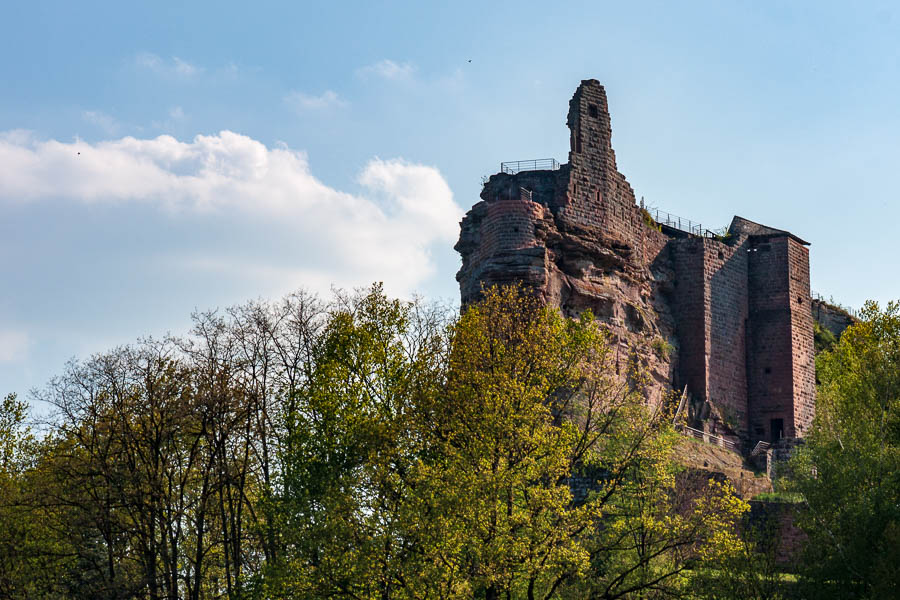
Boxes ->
[748,500,807,565]
[562,80,645,258]
[811,298,855,340]
[670,235,750,439]
[456,170,563,305]
[747,236,797,441]
[706,237,750,438]
[671,238,709,402]
[787,239,815,437]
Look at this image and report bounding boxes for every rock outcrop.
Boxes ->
[456,83,677,406]
[812,298,855,341]
[456,79,817,450]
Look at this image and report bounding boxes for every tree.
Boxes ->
[266,285,747,600]
[421,286,746,600]
[261,284,450,599]
[4,284,750,599]
[0,393,74,599]
[787,301,900,599]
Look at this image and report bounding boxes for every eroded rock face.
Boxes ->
[811,298,855,341]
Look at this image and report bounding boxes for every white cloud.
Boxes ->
[0,130,462,295]
[134,51,163,70]
[358,59,416,81]
[82,110,121,135]
[284,90,347,111]
[135,52,202,78]
[172,57,198,77]
[0,331,28,363]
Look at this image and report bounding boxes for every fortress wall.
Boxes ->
[787,239,816,436]
[479,169,566,207]
[748,501,807,565]
[671,238,709,402]
[747,236,797,442]
[481,198,543,255]
[456,190,550,304]
[643,225,671,267]
[705,238,750,437]
[671,236,750,436]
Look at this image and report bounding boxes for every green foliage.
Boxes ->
[640,207,662,231]
[689,511,796,600]
[786,301,900,599]
[813,321,837,355]
[751,492,803,504]
[268,285,749,599]
[712,227,732,243]
[651,336,674,360]
[0,285,755,600]
[0,394,74,599]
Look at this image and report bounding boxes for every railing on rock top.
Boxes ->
[500,158,561,175]
[810,291,860,319]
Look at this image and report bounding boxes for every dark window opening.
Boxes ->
[588,104,599,118]
[718,251,724,260]
[754,427,765,436]
[797,296,803,304]
[576,132,583,153]
[764,367,772,374]
[770,418,784,442]
[513,227,520,233]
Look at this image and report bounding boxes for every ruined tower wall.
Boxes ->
[456,170,567,305]
[787,239,815,437]
[562,80,645,256]
[643,225,671,267]
[671,237,750,437]
[671,239,709,402]
[706,238,750,437]
[477,198,544,260]
[747,236,797,441]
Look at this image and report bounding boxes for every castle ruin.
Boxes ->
[455,80,815,451]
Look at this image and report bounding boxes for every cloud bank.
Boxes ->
[0,130,462,296]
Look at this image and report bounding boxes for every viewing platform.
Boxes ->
[500,158,561,175]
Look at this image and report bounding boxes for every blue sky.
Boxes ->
[3,1,900,403]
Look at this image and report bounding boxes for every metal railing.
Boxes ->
[750,440,771,457]
[649,208,716,238]
[500,158,561,175]
[811,291,860,319]
[677,424,740,452]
